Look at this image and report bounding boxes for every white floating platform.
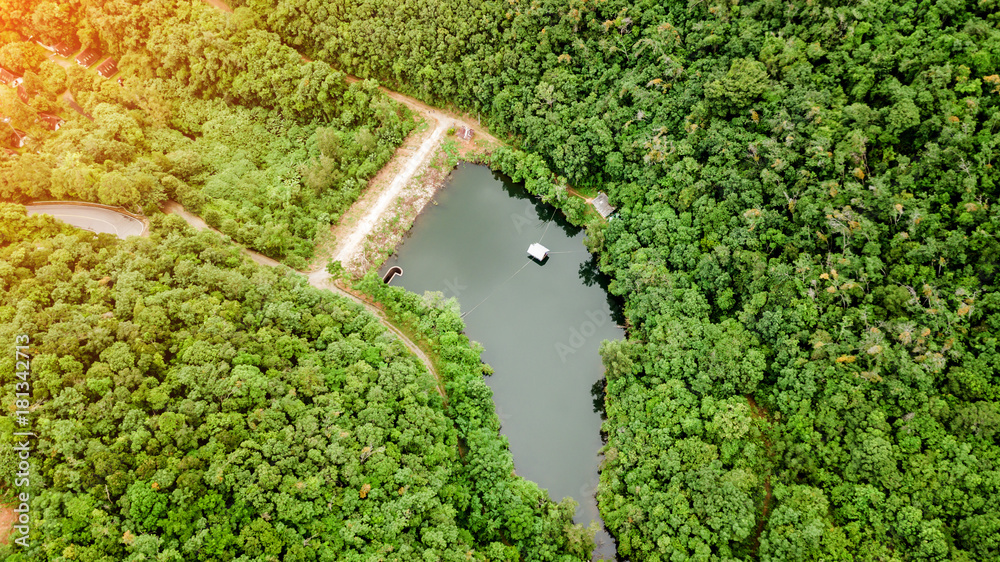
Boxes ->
[527,243,550,260]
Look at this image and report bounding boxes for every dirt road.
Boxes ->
[330,119,447,267]
[323,85,498,273]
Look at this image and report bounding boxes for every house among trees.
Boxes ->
[53,40,81,58]
[459,126,475,140]
[17,85,28,104]
[9,128,28,148]
[96,58,119,78]
[39,112,64,131]
[76,47,102,67]
[4,148,17,157]
[0,67,23,87]
[592,192,616,219]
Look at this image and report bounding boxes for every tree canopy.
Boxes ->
[230,0,1000,557]
[1,0,415,269]
[2,0,998,559]
[0,206,591,561]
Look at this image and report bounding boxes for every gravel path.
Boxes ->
[331,120,447,265]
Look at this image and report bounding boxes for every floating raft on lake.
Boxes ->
[527,243,549,261]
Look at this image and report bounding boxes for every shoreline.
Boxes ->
[343,133,502,278]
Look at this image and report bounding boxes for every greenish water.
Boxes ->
[381,163,623,559]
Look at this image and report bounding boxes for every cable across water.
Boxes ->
[460,261,531,318]
[462,204,564,318]
[537,206,558,245]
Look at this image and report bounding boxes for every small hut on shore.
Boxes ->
[592,192,616,219]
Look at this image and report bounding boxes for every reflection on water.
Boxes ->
[382,163,623,560]
[591,378,607,419]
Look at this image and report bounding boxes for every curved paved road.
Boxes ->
[27,204,145,238]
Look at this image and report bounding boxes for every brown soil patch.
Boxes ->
[353,153,447,275]
[747,394,767,419]
[0,504,16,545]
[567,186,592,202]
[347,123,506,276]
[450,127,501,159]
[202,0,233,12]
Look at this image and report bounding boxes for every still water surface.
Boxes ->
[382,163,623,559]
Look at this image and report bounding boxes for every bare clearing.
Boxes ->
[0,504,15,545]
[202,0,233,12]
[351,128,493,275]
[311,121,423,270]
[322,117,446,275]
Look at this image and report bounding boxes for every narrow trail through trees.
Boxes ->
[161,201,448,406]
[319,79,501,272]
[747,394,774,552]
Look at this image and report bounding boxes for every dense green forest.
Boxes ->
[1,0,414,268]
[0,205,592,560]
[3,0,1000,560]
[235,0,1000,559]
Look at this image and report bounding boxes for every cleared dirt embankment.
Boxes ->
[323,83,500,275]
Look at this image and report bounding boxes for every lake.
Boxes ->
[381,163,623,560]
